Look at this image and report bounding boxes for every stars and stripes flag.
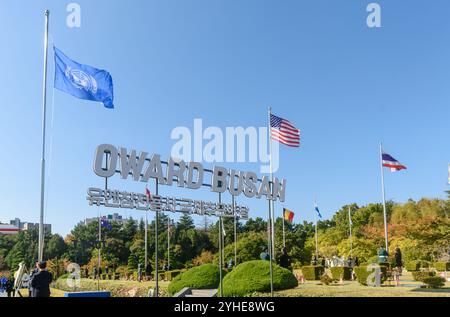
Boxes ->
[270,114,300,147]
[382,152,407,172]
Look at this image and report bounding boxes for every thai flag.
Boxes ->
[382,152,407,172]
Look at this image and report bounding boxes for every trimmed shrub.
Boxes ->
[301,266,324,280]
[423,276,445,289]
[330,267,352,281]
[165,270,182,281]
[320,274,333,285]
[405,261,421,272]
[168,264,221,296]
[222,260,298,297]
[434,262,450,272]
[354,266,387,286]
[412,271,435,282]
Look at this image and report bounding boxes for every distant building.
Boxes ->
[83,213,136,226]
[8,218,52,234]
[0,224,20,235]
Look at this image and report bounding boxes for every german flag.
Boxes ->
[283,208,294,223]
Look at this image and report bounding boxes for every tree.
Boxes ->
[46,234,67,260]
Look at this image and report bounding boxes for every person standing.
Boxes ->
[30,261,53,298]
[279,247,291,269]
[28,261,39,297]
[145,262,152,281]
[137,263,143,282]
[93,266,97,279]
[394,247,403,273]
[6,277,15,297]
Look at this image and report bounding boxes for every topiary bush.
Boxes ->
[406,261,421,272]
[222,260,298,297]
[320,274,333,285]
[354,266,387,286]
[422,276,445,289]
[165,270,182,281]
[330,267,352,281]
[412,270,435,282]
[301,266,324,280]
[434,262,450,272]
[168,264,221,296]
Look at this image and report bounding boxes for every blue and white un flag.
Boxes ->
[54,46,114,109]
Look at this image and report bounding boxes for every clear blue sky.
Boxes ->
[0,0,448,236]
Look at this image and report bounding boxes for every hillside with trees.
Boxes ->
[1,197,448,276]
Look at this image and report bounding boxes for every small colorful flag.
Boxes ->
[100,217,112,231]
[283,208,295,223]
[270,114,300,147]
[314,204,323,219]
[145,186,152,202]
[382,152,407,172]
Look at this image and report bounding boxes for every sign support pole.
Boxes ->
[233,195,237,267]
[155,178,159,297]
[38,10,50,262]
[380,143,389,253]
[218,192,223,297]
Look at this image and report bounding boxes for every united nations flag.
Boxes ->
[53,46,114,109]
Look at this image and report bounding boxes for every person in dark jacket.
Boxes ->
[279,247,291,269]
[30,261,53,298]
[29,261,39,297]
[394,247,403,273]
[6,277,15,297]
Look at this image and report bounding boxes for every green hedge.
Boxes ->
[301,266,324,280]
[423,276,445,289]
[434,262,450,272]
[168,264,221,296]
[354,266,387,286]
[222,260,298,297]
[405,261,420,272]
[412,271,435,282]
[330,267,352,281]
[165,270,182,281]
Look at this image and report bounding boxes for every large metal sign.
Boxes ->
[92,144,287,202]
[87,144,288,219]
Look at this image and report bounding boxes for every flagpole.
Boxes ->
[267,106,274,297]
[167,215,170,269]
[233,196,237,267]
[314,200,318,260]
[144,209,148,268]
[218,192,223,297]
[380,143,389,253]
[282,209,286,248]
[154,178,159,297]
[38,10,50,262]
[348,206,353,258]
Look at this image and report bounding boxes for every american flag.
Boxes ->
[270,114,300,147]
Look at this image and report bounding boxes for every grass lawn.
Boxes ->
[46,272,449,297]
[269,272,450,297]
[53,278,170,297]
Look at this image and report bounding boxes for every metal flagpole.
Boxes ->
[233,196,237,267]
[314,201,318,260]
[348,206,353,258]
[38,10,50,262]
[380,143,389,253]
[145,209,148,268]
[218,192,223,297]
[97,208,101,291]
[154,178,159,297]
[167,216,170,269]
[282,209,286,248]
[267,106,274,297]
